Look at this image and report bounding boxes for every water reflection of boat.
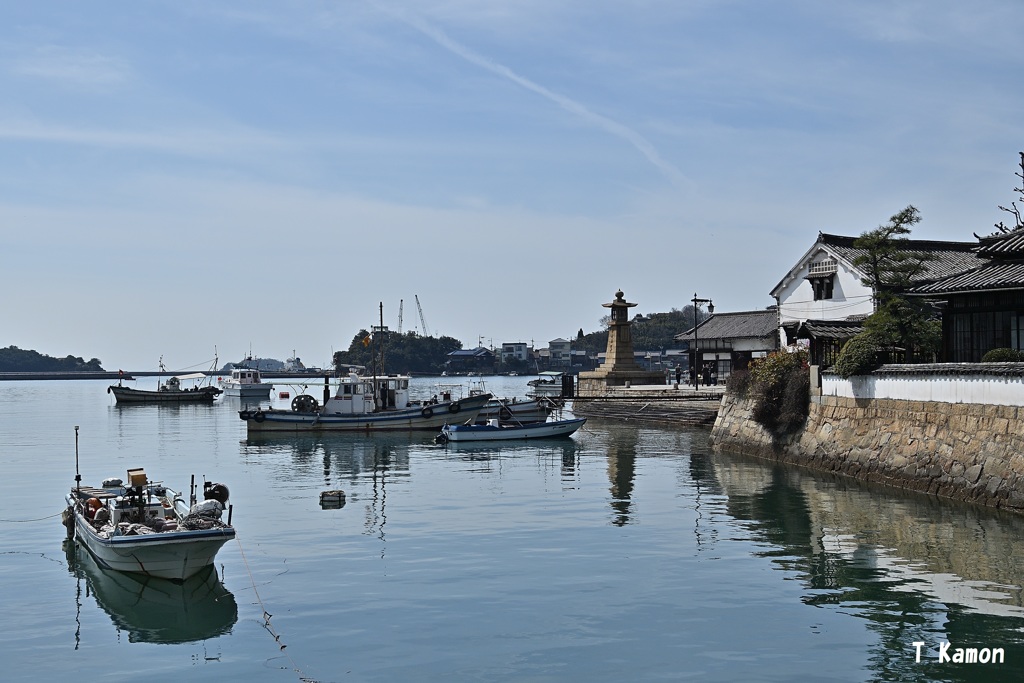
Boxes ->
[64,539,237,644]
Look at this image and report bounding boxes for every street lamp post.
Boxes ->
[691,293,714,390]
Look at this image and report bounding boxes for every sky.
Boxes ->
[2,1,1022,371]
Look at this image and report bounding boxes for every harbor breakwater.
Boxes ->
[710,364,1024,513]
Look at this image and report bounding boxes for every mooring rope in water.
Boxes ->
[235,538,318,682]
[0,511,65,523]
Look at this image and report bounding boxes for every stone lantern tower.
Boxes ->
[577,290,665,395]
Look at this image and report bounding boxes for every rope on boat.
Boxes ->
[235,538,315,682]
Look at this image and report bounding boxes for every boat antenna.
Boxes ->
[74,425,81,493]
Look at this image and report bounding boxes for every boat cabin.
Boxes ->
[229,368,263,385]
[321,373,412,415]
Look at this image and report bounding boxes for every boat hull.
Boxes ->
[440,417,586,442]
[239,393,492,432]
[66,497,234,581]
[107,385,221,404]
[222,384,272,399]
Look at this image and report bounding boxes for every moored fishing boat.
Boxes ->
[439,379,559,425]
[220,366,272,400]
[238,371,492,432]
[436,416,586,443]
[107,357,222,404]
[526,371,568,399]
[62,433,236,581]
[108,373,222,404]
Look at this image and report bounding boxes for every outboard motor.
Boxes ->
[204,481,230,505]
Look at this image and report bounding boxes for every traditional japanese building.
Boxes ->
[910,228,1024,361]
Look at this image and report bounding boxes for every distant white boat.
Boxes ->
[436,417,586,443]
[221,367,272,400]
[527,371,567,398]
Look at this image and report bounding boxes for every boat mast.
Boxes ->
[74,425,81,494]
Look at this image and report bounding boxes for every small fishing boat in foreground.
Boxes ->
[63,455,235,580]
[436,416,586,443]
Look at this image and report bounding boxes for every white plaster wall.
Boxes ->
[822,373,1024,406]
[776,248,874,327]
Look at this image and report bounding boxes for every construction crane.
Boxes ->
[397,299,403,334]
[415,294,431,337]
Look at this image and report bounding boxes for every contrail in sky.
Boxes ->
[372,3,688,189]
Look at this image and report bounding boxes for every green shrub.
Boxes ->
[833,332,881,378]
[746,350,809,436]
[982,347,1022,362]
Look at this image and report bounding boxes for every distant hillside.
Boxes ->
[0,346,104,372]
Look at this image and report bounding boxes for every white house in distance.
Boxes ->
[548,338,571,367]
[501,342,529,363]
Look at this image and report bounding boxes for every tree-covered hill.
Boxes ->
[333,331,463,375]
[0,346,104,372]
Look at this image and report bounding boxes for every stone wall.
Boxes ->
[710,392,1024,512]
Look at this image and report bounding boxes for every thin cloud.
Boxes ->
[9,45,131,89]
[372,2,689,189]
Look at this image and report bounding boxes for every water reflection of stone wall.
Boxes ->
[711,394,1024,512]
[711,451,1024,613]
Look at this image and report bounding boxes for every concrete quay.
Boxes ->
[571,383,724,427]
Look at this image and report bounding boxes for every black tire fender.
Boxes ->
[448,401,461,414]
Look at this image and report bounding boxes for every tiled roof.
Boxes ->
[796,319,864,340]
[909,261,1024,295]
[975,228,1024,258]
[818,233,984,283]
[675,309,777,342]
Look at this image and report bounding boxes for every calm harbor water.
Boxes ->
[2,376,1024,682]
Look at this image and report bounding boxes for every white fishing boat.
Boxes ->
[63,452,236,580]
[527,371,567,398]
[438,380,558,425]
[238,371,492,432]
[221,366,272,400]
[436,416,586,443]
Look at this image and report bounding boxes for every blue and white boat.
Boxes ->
[436,416,586,443]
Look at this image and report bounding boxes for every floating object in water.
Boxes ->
[319,490,346,509]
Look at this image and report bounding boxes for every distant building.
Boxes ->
[445,347,496,373]
[548,338,571,367]
[501,342,529,363]
[675,309,778,381]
